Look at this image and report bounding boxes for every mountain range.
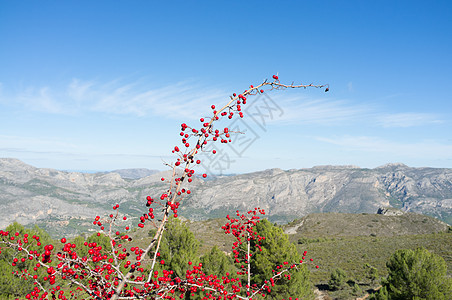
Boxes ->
[0,158,450,237]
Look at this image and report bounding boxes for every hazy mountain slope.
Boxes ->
[187,164,452,223]
[0,158,451,236]
[109,168,160,179]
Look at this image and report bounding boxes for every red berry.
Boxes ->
[61,238,66,243]
[272,75,278,80]
[211,105,215,109]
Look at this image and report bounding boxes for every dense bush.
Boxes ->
[328,268,347,291]
[372,248,452,299]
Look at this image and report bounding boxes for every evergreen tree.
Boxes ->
[352,282,362,296]
[0,223,54,298]
[372,286,389,300]
[71,232,112,257]
[364,263,379,285]
[0,259,35,298]
[328,268,348,291]
[373,247,452,299]
[248,219,313,299]
[149,217,200,278]
[200,245,234,277]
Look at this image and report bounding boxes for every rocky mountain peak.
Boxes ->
[375,162,410,170]
[0,158,37,172]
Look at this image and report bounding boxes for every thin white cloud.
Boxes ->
[316,135,452,159]
[376,112,443,128]
[17,86,65,114]
[67,79,96,103]
[5,79,230,120]
[260,95,444,129]
[3,79,445,128]
[98,81,228,119]
[0,135,80,156]
[0,135,173,162]
[264,95,374,125]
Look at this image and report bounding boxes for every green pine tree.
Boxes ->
[328,268,348,291]
[352,282,362,296]
[247,219,313,300]
[372,286,389,300]
[149,217,200,278]
[374,247,452,299]
[0,222,54,298]
[364,263,379,285]
[200,245,234,277]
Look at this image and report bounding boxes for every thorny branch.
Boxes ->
[0,75,326,300]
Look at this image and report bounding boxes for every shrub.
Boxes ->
[328,268,348,291]
[373,247,452,299]
[352,282,362,296]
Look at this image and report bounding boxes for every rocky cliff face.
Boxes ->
[0,158,451,236]
[186,164,452,223]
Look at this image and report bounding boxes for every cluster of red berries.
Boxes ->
[222,208,266,275]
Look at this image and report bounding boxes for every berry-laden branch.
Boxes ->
[0,75,326,300]
[111,75,326,299]
[222,208,319,299]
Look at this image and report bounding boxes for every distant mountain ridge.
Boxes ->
[107,168,160,179]
[0,158,451,237]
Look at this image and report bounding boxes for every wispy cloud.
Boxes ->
[263,94,444,128]
[0,135,173,163]
[376,112,443,128]
[0,135,79,152]
[263,95,374,125]
[316,135,452,159]
[17,86,65,114]
[2,79,445,128]
[6,79,230,120]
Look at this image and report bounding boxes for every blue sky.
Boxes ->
[0,0,451,174]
